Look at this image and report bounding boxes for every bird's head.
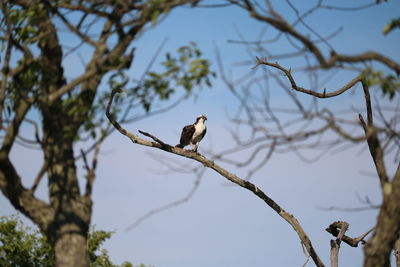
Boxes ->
[196,114,207,123]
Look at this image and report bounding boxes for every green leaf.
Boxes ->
[383,17,400,35]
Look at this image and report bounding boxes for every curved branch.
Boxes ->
[0,155,53,233]
[106,89,325,267]
[255,57,362,98]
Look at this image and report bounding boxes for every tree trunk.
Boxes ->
[52,222,89,267]
[364,178,400,267]
[41,101,92,267]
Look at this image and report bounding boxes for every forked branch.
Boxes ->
[106,89,325,267]
[255,57,390,190]
[230,0,400,74]
[329,221,349,267]
[358,80,388,188]
[326,222,374,248]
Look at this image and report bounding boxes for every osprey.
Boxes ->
[176,115,207,152]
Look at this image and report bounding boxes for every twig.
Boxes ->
[81,149,94,196]
[82,136,102,197]
[138,130,171,148]
[301,241,311,267]
[126,168,205,231]
[318,205,380,212]
[31,163,47,193]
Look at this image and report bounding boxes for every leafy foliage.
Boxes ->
[363,69,400,99]
[0,1,213,266]
[0,216,152,267]
[136,42,215,111]
[123,42,215,112]
[143,0,173,26]
[0,216,54,267]
[6,5,40,42]
[72,41,215,141]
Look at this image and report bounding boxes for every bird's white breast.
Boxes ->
[192,120,206,142]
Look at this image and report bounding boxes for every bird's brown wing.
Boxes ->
[179,125,195,147]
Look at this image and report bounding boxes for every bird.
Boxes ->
[176,115,207,152]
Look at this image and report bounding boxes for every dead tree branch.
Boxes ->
[228,0,400,74]
[106,89,325,267]
[255,57,362,98]
[326,223,374,248]
[358,80,389,189]
[329,221,349,267]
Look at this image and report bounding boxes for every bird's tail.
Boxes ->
[176,144,184,148]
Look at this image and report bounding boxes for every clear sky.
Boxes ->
[1,1,400,267]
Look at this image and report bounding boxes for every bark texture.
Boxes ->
[364,171,400,267]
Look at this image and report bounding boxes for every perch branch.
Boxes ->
[106,89,325,267]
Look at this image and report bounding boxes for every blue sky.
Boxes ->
[1,1,400,267]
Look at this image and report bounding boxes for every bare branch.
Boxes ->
[31,163,47,193]
[41,67,98,104]
[52,8,97,47]
[319,2,377,11]
[228,0,400,74]
[82,135,103,197]
[126,168,204,231]
[138,130,170,148]
[319,205,380,212]
[330,221,349,267]
[301,242,311,267]
[106,90,325,267]
[0,25,12,129]
[255,57,362,98]
[0,100,31,154]
[358,80,389,188]
[326,223,374,248]
[285,0,334,51]
[0,155,54,232]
